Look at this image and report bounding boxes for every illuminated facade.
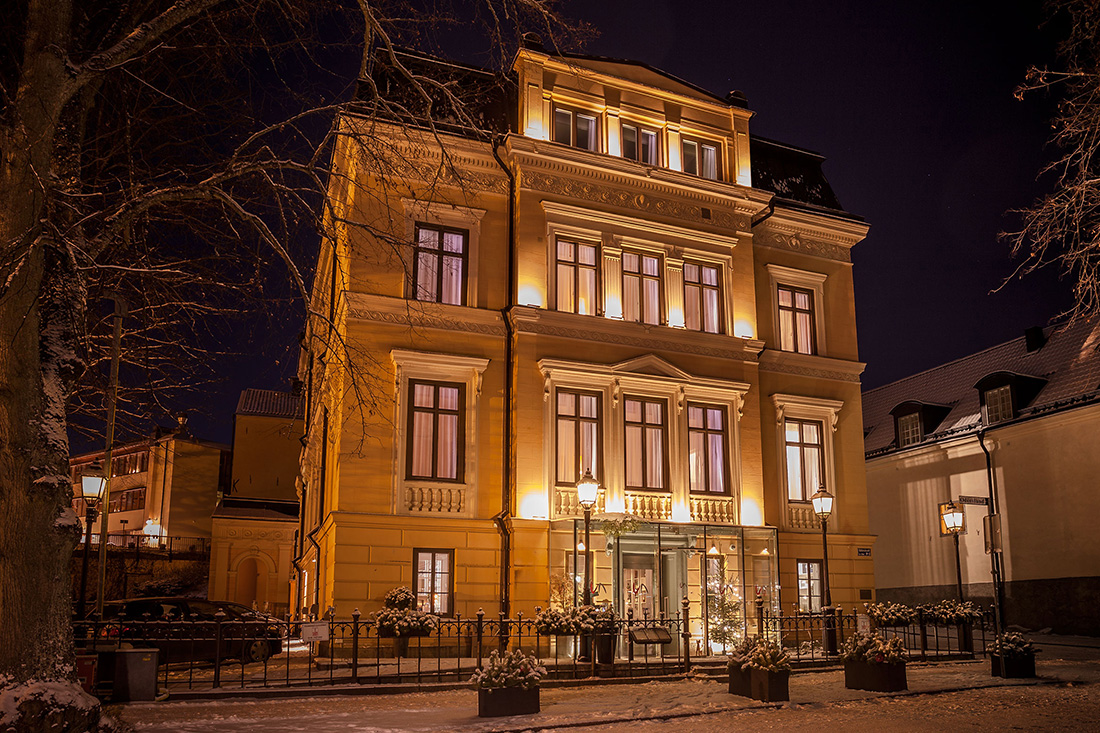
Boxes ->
[298,44,874,643]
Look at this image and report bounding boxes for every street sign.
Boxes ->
[957,495,989,506]
[857,614,871,634]
[857,547,872,557]
[301,621,330,643]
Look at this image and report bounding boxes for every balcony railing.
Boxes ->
[77,532,211,557]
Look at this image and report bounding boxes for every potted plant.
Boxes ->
[470,649,546,717]
[535,607,579,637]
[864,601,915,628]
[989,632,1038,678]
[841,632,908,692]
[745,639,791,702]
[726,637,756,697]
[576,605,618,663]
[373,586,437,656]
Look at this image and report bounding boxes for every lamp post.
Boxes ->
[811,486,837,654]
[95,293,127,618]
[76,472,106,620]
[576,469,599,606]
[939,501,966,601]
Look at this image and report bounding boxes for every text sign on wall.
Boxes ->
[857,547,872,557]
[301,621,330,643]
[857,614,872,634]
[957,495,989,506]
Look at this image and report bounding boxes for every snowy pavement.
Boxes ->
[111,650,1100,733]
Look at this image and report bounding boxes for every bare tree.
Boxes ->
[1006,0,1100,321]
[0,2,577,730]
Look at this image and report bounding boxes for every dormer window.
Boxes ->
[896,412,922,447]
[983,385,1014,424]
[553,107,598,151]
[974,371,1048,426]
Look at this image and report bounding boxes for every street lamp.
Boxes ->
[77,470,106,620]
[811,486,838,654]
[576,469,599,606]
[939,501,966,601]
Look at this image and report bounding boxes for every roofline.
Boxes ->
[550,51,730,106]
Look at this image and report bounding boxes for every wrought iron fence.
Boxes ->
[77,532,211,556]
[73,605,694,693]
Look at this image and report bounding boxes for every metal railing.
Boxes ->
[77,532,211,557]
[73,601,694,693]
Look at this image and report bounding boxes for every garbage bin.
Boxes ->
[74,654,98,695]
[110,648,159,702]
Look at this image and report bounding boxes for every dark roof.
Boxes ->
[212,497,299,521]
[236,389,304,419]
[863,318,1100,457]
[750,135,853,216]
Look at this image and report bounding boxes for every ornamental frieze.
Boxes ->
[520,319,758,361]
[755,231,851,263]
[348,307,507,336]
[758,359,862,383]
[521,171,748,231]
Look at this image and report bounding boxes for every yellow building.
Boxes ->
[297,44,874,641]
[208,388,303,616]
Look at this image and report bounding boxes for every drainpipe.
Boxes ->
[977,429,1006,642]
[751,200,775,228]
[491,133,516,617]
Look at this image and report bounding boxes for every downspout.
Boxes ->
[977,429,1006,633]
[491,134,516,616]
[751,200,776,228]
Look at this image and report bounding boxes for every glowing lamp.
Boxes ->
[940,501,965,536]
[811,486,834,521]
[81,475,106,501]
[576,469,599,509]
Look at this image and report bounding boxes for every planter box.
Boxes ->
[477,686,540,717]
[844,660,907,692]
[750,668,790,702]
[991,654,1035,679]
[595,631,618,664]
[727,665,752,697]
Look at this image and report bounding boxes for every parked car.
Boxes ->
[91,597,283,663]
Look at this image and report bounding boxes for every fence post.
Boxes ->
[476,608,484,670]
[755,592,764,639]
[351,608,361,683]
[680,596,691,674]
[498,611,509,654]
[918,608,928,661]
[627,607,634,662]
[212,610,226,689]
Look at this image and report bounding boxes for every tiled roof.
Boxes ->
[750,135,851,215]
[862,319,1100,457]
[236,389,304,419]
[212,497,299,521]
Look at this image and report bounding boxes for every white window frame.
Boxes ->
[984,385,1013,424]
[896,412,922,447]
[401,199,485,308]
[391,350,489,518]
[772,393,843,521]
[765,264,828,357]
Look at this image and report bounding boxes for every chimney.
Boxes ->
[1025,326,1047,353]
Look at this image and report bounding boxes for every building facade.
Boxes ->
[297,45,874,642]
[208,388,303,616]
[863,321,1100,635]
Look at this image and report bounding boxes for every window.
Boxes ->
[682,139,719,180]
[777,285,816,355]
[415,549,454,615]
[625,397,667,490]
[413,224,467,305]
[556,390,601,485]
[684,262,721,333]
[797,560,822,612]
[622,123,659,165]
[622,251,662,325]
[896,412,922,447]
[784,418,824,502]
[109,487,146,514]
[407,381,464,482]
[553,107,598,151]
[984,385,1013,424]
[688,404,728,494]
[556,240,599,315]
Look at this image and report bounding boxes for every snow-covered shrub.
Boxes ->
[382,586,417,611]
[841,632,908,665]
[989,632,1037,659]
[470,649,546,690]
[374,585,435,637]
[864,601,915,627]
[743,638,791,673]
[574,604,616,632]
[535,607,580,636]
[726,636,759,671]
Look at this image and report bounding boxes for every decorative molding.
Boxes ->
[758,350,865,384]
[346,293,507,336]
[541,200,741,249]
[756,230,851,263]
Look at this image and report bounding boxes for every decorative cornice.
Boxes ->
[512,306,763,362]
[754,230,851,263]
[541,200,739,249]
[346,292,506,336]
[759,350,865,384]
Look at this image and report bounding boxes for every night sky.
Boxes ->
[177,0,1072,446]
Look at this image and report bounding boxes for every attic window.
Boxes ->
[984,385,1013,424]
[553,107,598,151]
[896,413,922,447]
